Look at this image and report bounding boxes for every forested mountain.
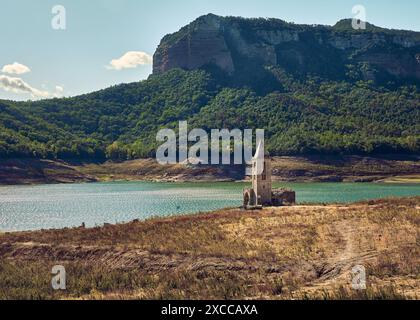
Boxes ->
[0,15,419,160]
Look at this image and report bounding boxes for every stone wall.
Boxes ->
[272,189,296,206]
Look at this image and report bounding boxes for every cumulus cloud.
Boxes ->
[2,62,31,75]
[106,51,152,70]
[53,85,64,98]
[0,75,49,98]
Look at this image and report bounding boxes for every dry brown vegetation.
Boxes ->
[0,197,419,300]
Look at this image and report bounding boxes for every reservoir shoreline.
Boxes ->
[1,155,420,186]
[1,181,420,232]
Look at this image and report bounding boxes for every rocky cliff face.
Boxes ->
[153,15,234,75]
[153,14,420,84]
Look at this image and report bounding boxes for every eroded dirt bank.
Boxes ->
[1,155,420,185]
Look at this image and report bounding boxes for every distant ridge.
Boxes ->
[153,14,420,86]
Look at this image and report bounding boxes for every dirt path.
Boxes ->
[297,219,379,295]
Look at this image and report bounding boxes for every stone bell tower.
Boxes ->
[252,141,272,206]
[243,141,296,208]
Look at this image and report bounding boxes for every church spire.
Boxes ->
[253,140,265,160]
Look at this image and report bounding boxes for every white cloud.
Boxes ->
[53,85,64,98]
[0,75,49,98]
[106,51,152,70]
[2,62,31,75]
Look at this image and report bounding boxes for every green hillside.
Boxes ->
[0,67,419,160]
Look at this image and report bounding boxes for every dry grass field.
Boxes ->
[0,197,419,300]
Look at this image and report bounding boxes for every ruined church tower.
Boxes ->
[244,142,295,208]
[252,142,272,206]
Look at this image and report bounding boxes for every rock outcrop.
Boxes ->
[153,14,420,84]
[153,15,234,75]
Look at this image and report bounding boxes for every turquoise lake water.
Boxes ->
[0,181,420,232]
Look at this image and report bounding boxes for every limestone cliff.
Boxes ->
[153,14,420,84]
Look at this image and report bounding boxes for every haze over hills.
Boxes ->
[0,15,419,161]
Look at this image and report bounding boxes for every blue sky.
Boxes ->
[1,0,419,101]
